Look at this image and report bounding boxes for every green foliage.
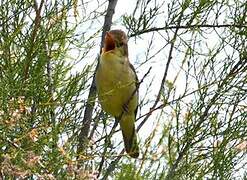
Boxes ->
[0,0,92,178]
[115,163,144,180]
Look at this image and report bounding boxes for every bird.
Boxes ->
[95,29,139,158]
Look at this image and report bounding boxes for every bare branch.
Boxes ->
[130,24,247,37]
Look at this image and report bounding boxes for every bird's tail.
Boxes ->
[119,114,139,158]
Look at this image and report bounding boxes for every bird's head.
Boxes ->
[102,29,128,56]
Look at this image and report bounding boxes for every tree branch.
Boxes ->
[130,24,247,37]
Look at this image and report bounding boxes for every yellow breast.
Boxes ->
[95,51,137,117]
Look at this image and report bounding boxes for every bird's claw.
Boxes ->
[122,104,129,113]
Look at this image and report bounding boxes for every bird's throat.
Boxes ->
[104,32,115,52]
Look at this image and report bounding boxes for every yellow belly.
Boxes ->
[96,52,137,117]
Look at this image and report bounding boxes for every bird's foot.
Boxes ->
[122,103,129,113]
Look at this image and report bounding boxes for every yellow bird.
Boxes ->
[96,30,139,158]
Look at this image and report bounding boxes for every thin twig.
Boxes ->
[130,24,247,37]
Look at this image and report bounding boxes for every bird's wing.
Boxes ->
[128,62,139,118]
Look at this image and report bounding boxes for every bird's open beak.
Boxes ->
[103,32,115,53]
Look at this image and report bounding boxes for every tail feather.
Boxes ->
[119,114,139,158]
[122,127,139,158]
